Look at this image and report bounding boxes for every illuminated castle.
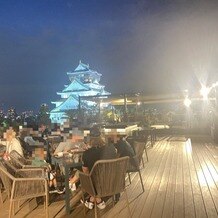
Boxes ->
[50,61,110,124]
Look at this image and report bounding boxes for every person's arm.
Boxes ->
[114,142,121,157]
[82,150,90,174]
[14,139,24,156]
[82,166,89,174]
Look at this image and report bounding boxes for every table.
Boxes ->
[52,155,83,214]
[141,126,156,147]
[63,159,82,214]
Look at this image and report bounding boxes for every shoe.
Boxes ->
[97,200,106,209]
[56,187,65,194]
[84,200,94,209]
[49,189,58,194]
[69,183,76,192]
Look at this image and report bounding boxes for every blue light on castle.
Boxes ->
[50,61,110,124]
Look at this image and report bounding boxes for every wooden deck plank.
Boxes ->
[173,141,184,218]
[138,140,171,217]
[203,144,218,188]
[126,138,172,218]
[162,140,180,218]
[150,139,176,218]
[192,141,218,217]
[194,143,218,215]
[182,140,195,218]
[186,139,207,218]
[131,138,171,218]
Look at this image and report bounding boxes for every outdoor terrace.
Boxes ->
[1,134,218,217]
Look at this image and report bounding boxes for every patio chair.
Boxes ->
[132,140,148,166]
[127,137,148,167]
[9,150,33,169]
[0,179,3,205]
[2,159,45,178]
[127,141,146,192]
[79,156,131,218]
[0,162,49,218]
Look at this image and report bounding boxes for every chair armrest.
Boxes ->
[25,159,33,165]
[16,168,45,178]
[13,178,47,199]
[22,165,48,170]
[79,172,96,196]
[127,156,140,172]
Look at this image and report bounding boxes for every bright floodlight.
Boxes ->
[200,85,210,100]
[212,81,218,88]
[137,101,141,106]
[184,97,191,107]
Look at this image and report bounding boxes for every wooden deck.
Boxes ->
[1,135,218,218]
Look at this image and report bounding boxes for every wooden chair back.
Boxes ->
[91,156,129,197]
[0,162,14,198]
[10,150,29,165]
[132,141,146,165]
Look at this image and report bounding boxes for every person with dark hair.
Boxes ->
[69,126,116,210]
[40,124,50,139]
[38,124,52,164]
[115,135,135,159]
[114,135,136,202]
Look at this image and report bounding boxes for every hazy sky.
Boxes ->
[1,0,218,112]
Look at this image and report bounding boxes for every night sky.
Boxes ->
[1,0,218,113]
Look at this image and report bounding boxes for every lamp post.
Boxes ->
[184,97,192,129]
[213,86,218,143]
[201,82,218,143]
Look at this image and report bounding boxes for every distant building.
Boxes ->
[0,109,4,119]
[50,61,110,124]
[21,110,34,118]
[7,107,17,121]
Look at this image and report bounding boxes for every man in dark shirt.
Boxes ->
[115,135,135,158]
[114,135,136,202]
[70,126,116,210]
[82,146,101,171]
[83,144,117,171]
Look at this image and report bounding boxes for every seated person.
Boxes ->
[115,135,137,167]
[54,134,85,155]
[54,140,77,155]
[24,136,41,145]
[39,123,50,140]
[69,127,117,210]
[101,137,117,160]
[31,150,65,194]
[1,127,24,159]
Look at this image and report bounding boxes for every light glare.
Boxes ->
[184,97,191,107]
[200,85,210,100]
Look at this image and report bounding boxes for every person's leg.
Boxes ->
[69,170,80,191]
[69,174,79,184]
[53,178,57,188]
[86,196,106,210]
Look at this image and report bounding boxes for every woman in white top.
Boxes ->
[2,127,23,157]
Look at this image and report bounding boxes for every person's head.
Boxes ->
[90,125,101,137]
[34,148,46,160]
[89,125,105,147]
[117,134,126,141]
[4,127,16,142]
[39,124,47,132]
[89,136,105,148]
[108,137,114,144]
